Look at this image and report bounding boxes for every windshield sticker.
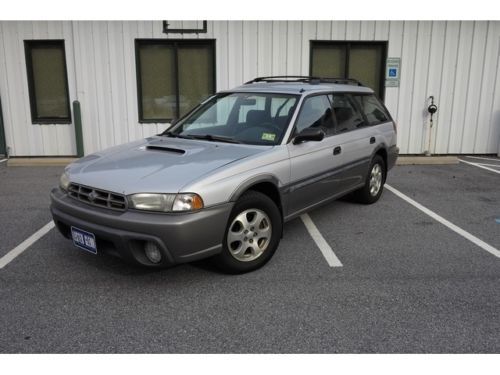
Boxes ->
[261,133,276,141]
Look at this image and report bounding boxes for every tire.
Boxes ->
[354,155,386,204]
[213,190,283,274]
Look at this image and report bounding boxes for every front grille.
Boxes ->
[68,183,127,211]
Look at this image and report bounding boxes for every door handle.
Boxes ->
[333,146,342,155]
[370,137,376,144]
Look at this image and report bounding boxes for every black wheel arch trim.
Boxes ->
[229,174,285,238]
[368,143,392,182]
[229,174,284,204]
[370,143,388,165]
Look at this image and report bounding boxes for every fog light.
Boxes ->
[144,242,162,264]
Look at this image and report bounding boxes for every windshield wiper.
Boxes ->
[162,131,192,139]
[184,134,242,144]
[162,131,241,144]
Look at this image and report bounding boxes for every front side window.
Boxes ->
[24,40,71,124]
[136,40,215,122]
[167,93,299,145]
[294,95,334,135]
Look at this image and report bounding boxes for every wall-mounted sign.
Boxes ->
[163,21,207,34]
[385,57,401,87]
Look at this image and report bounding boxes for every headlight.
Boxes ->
[127,193,204,212]
[172,193,204,211]
[59,172,70,191]
[128,193,176,212]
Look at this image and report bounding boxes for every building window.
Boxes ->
[310,41,387,100]
[24,40,71,124]
[135,39,215,123]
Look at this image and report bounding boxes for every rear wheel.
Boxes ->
[354,155,386,204]
[214,191,282,274]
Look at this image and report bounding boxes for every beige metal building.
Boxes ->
[0,20,499,157]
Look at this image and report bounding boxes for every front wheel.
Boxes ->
[213,191,282,274]
[354,155,386,204]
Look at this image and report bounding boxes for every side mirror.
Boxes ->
[292,127,325,144]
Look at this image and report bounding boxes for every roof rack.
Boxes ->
[244,76,364,86]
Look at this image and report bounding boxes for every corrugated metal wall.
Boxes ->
[0,21,499,156]
[0,21,77,156]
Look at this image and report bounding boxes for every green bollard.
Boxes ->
[73,100,84,158]
[0,97,6,156]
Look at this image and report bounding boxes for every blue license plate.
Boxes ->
[71,226,97,254]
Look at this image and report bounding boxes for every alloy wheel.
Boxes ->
[227,209,272,262]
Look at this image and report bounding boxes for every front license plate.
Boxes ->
[71,226,97,254]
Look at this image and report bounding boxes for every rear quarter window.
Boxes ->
[331,94,365,133]
[353,94,390,125]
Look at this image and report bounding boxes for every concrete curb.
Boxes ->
[6,158,77,167]
[396,156,458,165]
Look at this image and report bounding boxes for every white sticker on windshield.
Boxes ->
[261,133,276,141]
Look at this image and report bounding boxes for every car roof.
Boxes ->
[220,81,374,95]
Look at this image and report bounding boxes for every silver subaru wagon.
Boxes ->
[50,76,399,273]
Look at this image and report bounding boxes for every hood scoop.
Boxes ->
[146,145,186,155]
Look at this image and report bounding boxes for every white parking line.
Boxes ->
[385,184,500,258]
[459,159,500,175]
[0,221,55,269]
[0,158,7,164]
[300,213,343,267]
[464,155,500,162]
[470,162,500,168]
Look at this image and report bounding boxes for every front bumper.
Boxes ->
[50,188,233,267]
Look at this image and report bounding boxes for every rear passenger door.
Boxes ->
[351,93,395,155]
[328,93,374,192]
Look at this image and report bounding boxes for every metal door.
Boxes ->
[310,41,388,100]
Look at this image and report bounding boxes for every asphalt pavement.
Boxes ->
[0,156,499,353]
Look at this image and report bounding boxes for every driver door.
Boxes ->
[286,94,344,215]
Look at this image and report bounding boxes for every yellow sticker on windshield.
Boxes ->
[261,132,276,141]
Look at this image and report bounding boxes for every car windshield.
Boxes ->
[166,92,299,145]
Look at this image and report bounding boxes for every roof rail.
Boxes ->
[244,76,317,84]
[244,76,364,86]
[317,77,364,86]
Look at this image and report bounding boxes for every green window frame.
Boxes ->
[135,39,216,123]
[24,40,71,124]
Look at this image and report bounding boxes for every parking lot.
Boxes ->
[0,156,499,353]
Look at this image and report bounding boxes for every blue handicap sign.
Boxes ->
[388,68,397,77]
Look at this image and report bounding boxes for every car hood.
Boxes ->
[68,136,271,195]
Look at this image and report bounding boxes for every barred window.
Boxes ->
[136,40,215,122]
[24,40,71,124]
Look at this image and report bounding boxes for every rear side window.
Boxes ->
[331,94,365,133]
[353,94,390,125]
